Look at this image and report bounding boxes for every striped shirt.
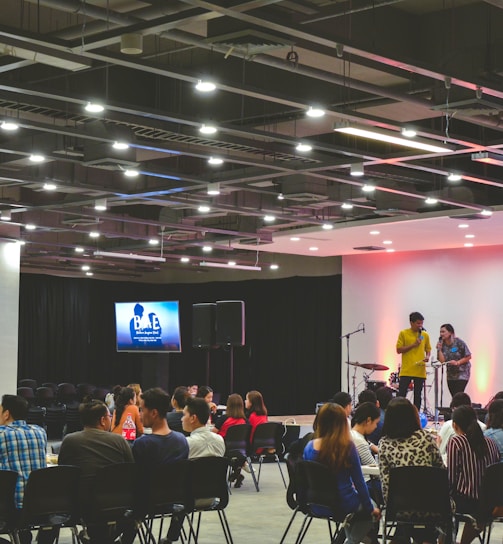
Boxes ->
[447,433,499,499]
[0,420,47,507]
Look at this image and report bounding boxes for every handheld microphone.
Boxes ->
[418,327,424,341]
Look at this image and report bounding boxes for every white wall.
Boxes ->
[342,245,503,410]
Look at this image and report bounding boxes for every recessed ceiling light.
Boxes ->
[112,141,129,150]
[341,202,353,209]
[277,193,284,200]
[290,237,300,241]
[202,245,212,252]
[29,154,45,163]
[43,182,57,191]
[322,223,334,230]
[89,231,100,238]
[370,230,380,235]
[208,157,223,165]
[228,261,236,266]
[81,265,90,271]
[350,163,364,177]
[25,224,36,230]
[195,80,216,92]
[198,205,211,213]
[425,197,438,204]
[207,183,220,196]
[306,106,325,118]
[1,120,19,131]
[383,240,393,245]
[386,248,395,253]
[401,127,417,138]
[148,239,159,245]
[447,173,462,182]
[362,184,375,192]
[458,224,469,229]
[480,209,493,216]
[199,124,217,135]
[85,101,104,113]
[465,234,475,239]
[75,247,85,253]
[124,169,139,177]
[86,271,94,276]
[270,263,279,270]
[263,215,275,222]
[309,246,318,251]
[0,210,12,221]
[180,257,190,263]
[296,143,312,152]
[94,199,107,211]
[464,243,474,247]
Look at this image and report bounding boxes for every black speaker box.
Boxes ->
[192,303,216,348]
[216,300,245,346]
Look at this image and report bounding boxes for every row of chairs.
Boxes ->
[0,457,233,544]
[280,461,503,544]
[17,382,110,406]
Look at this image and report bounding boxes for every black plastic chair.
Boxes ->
[383,466,454,544]
[34,387,55,408]
[45,405,67,440]
[137,460,194,544]
[64,402,83,435]
[41,383,58,395]
[57,383,77,405]
[223,424,259,492]
[25,406,45,428]
[0,470,20,543]
[76,383,95,402]
[475,462,503,544]
[17,387,35,405]
[18,379,37,390]
[293,460,350,544]
[187,457,233,544]
[250,422,287,488]
[92,387,110,402]
[279,452,303,544]
[18,465,81,543]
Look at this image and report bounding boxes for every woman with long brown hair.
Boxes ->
[303,403,379,544]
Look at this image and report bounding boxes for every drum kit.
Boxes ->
[346,361,389,400]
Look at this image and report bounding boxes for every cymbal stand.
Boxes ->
[340,323,365,400]
[430,360,442,428]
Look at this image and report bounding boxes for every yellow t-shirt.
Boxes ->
[396,328,431,378]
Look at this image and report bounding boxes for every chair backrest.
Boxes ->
[92,387,110,402]
[0,470,19,532]
[21,466,81,528]
[64,403,83,435]
[26,406,45,427]
[478,462,503,522]
[189,457,230,510]
[35,386,55,408]
[251,422,283,453]
[41,383,58,394]
[296,460,346,521]
[284,453,302,510]
[57,383,77,404]
[18,379,37,390]
[224,423,252,457]
[45,405,67,440]
[76,383,96,402]
[17,387,35,404]
[386,466,452,522]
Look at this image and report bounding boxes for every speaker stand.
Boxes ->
[229,346,234,393]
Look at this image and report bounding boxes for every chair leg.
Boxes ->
[274,453,287,488]
[296,516,313,544]
[279,507,299,544]
[217,510,234,544]
[246,457,259,492]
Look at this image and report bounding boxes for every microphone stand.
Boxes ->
[340,325,365,397]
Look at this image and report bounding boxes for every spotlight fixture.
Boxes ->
[25,224,36,230]
[29,154,45,163]
[334,122,453,153]
[148,239,159,245]
[120,33,143,55]
[89,231,100,238]
[0,210,12,221]
[198,205,211,213]
[1,120,19,131]
[43,182,57,191]
[200,261,262,271]
[208,157,223,165]
[207,183,220,196]
[85,101,105,113]
[112,141,130,150]
[74,247,85,253]
[270,263,279,270]
[94,250,166,262]
[277,193,285,200]
[199,124,217,135]
[471,152,503,166]
[401,127,417,138]
[350,162,364,177]
[263,215,275,222]
[322,223,334,230]
[362,183,375,192]
[341,202,353,209]
[306,106,325,118]
[425,197,438,204]
[447,173,462,182]
[124,169,139,178]
[82,265,90,271]
[94,199,107,211]
[202,245,213,253]
[195,79,216,92]
[180,257,190,263]
[296,142,312,152]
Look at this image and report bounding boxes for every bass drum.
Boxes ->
[366,380,386,392]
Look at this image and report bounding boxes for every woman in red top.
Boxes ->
[245,390,268,441]
[213,393,246,438]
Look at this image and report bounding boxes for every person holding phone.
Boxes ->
[436,323,471,396]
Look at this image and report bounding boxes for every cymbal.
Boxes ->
[346,361,362,367]
[359,363,389,371]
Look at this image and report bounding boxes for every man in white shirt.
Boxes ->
[182,397,225,458]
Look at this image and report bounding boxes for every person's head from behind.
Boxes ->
[493,391,503,401]
[409,311,424,331]
[487,399,503,430]
[226,394,245,419]
[0,394,28,423]
[331,391,352,417]
[375,386,394,410]
[452,404,488,457]
[79,400,111,430]
[171,386,190,411]
[140,388,170,428]
[352,402,381,435]
[382,397,420,439]
[245,390,267,415]
[315,403,352,471]
[196,385,213,404]
[358,389,377,406]
[450,391,471,409]
[127,383,142,406]
[182,396,210,433]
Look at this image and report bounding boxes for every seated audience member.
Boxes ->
[187,384,198,397]
[167,386,190,436]
[438,392,486,455]
[448,405,500,544]
[331,391,353,426]
[0,394,52,544]
[104,384,121,414]
[303,403,379,544]
[484,399,503,460]
[196,385,217,415]
[372,387,394,444]
[379,397,444,544]
[356,390,382,450]
[245,390,268,442]
[182,397,225,458]
[127,383,142,407]
[58,400,134,543]
[111,386,144,439]
[483,390,503,410]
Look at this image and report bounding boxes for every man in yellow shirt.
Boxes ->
[396,311,431,410]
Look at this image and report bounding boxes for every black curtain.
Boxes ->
[18,274,342,415]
